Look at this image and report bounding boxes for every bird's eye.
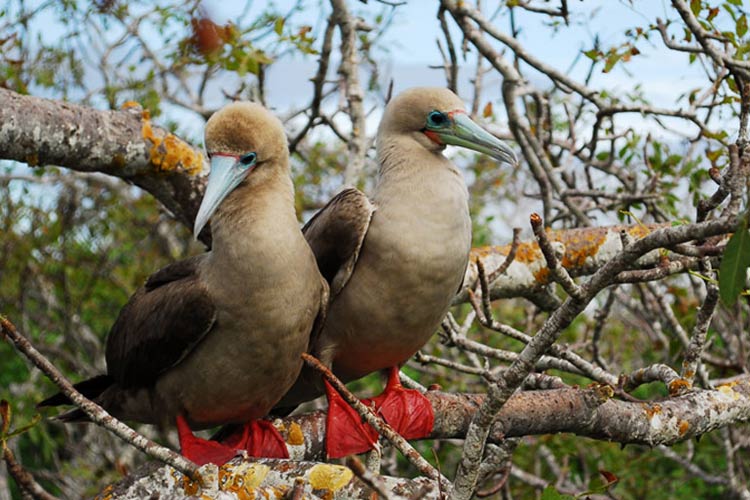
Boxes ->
[239,152,257,168]
[426,111,448,128]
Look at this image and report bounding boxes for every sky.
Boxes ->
[2,0,733,233]
[203,0,708,116]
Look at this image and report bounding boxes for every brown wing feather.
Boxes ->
[105,255,216,389]
[302,188,374,298]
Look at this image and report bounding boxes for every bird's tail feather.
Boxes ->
[37,374,114,412]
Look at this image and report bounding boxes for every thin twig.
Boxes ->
[2,437,60,500]
[0,316,199,477]
[346,456,394,500]
[680,259,719,390]
[530,213,584,300]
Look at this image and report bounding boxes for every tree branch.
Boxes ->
[0,88,207,236]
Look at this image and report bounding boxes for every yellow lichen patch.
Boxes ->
[627,224,653,239]
[668,378,692,396]
[590,383,614,401]
[219,462,271,499]
[643,403,662,419]
[308,463,353,492]
[287,421,305,446]
[718,383,741,400]
[140,109,203,175]
[678,420,690,436]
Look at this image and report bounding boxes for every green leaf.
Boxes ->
[274,17,284,36]
[690,0,701,16]
[603,52,622,73]
[737,14,747,38]
[583,49,600,60]
[541,486,575,500]
[719,217,750,305]
[6,414,41,440]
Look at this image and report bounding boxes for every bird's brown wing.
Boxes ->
[302,187,375,299]
[105,255,216,389]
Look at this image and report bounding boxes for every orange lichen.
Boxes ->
[471,241,545,265]
[287,421,304,446]
[558,227,607,269]
[219,462,270,499]
[513,241,544,263]
[94,484,114,500]
[678,420,690,436]
[180,473,201,496]
[470,245,501,260]
[668,378,692,396]
[471,223,668,275]
[643,403,662,419]
[140,108,203,175]
[533,266,550,284]
[121,100,141,110]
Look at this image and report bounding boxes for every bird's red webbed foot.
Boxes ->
[218,420,289,459]
[369,366,434,440]
[176,414,239,466]
[177,415,289,466]
[324,380,379,458]
[323,368,434,458]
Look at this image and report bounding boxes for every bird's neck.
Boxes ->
[208,170,300,266]
[373,134,467,206]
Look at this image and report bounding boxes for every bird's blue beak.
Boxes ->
[436,112,518,167]
[193,154,256,238]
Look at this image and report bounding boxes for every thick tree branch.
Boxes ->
[100,379,750,498]
[0,88,207,234]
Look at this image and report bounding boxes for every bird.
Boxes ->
[275,87,517,458]
[39,102,329,466]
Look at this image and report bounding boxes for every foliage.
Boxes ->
[1,0,750,498]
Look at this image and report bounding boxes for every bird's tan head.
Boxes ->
[204,102,288,163]
[194,102,290,238]
[378,87,517,166]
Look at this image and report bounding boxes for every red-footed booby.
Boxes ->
[275,87,517,458]
[40,102,329,466]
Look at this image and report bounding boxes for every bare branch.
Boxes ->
[0,316,199,477]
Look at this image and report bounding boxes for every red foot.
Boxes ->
[370,367,434,440]
[219,420,289,459]
[176,414,238,466]
[325,380,379,458]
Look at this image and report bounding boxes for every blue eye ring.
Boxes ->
[426,110,448,128]
[239,152,257,167]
